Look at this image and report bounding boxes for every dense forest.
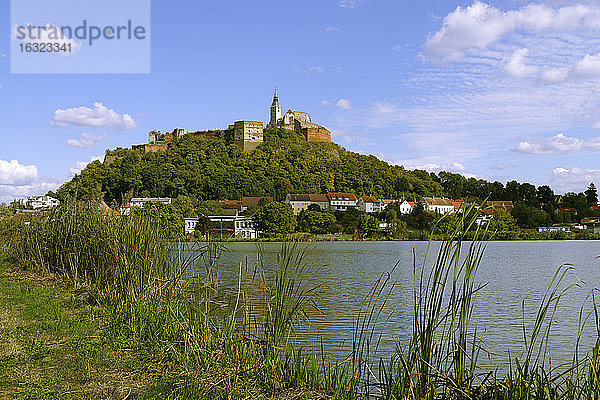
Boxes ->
[53,127,598,227]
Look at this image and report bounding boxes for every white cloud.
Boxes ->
[512,133,583,154]
[503,48,539,78]
[489,163,509,171]
[423,2,600,62]
[325,27,340,32]
[11,23,82,54]
[65,132,108,149]
[309,65,325,73]
[0,160,38,186]
[507,52,600,83]
[404,161,467,173]
[336,98,352,109]
[0,53,6,58]
[0,181,62,204]
[511,133,600,154]
[339,0,363,9]
[69,156,104,176]
[51,102,136,130]
[551,167,600,193]
[320,100,331,106]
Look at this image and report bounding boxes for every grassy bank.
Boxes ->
[2,202,600,399]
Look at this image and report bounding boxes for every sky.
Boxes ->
[2,0,600,203]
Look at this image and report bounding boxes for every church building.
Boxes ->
[268,89,331,143]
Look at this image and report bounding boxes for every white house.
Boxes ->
[184,212,260,238]
[422,197,454,215]
[358,195,381,213]
[18,195,60,209]
[130,197,173,207]
[398,200,415,215]
[327,192,358,212]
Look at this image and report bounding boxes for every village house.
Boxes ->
[380,199,396,210]
[327,192,358,212]
[398,200,415,215]
[241,196,273,212]
[17,195,60,210]
[452,201,465,214]
[285,194,330,215]
[130,197,173,207]
[358,195,381,213]
[422,197,455,215]
[184,211,260,238]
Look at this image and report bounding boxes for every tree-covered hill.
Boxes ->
[56,128,445,205]
[54,126,598,224]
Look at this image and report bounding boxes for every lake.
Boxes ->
[199,241,600,370]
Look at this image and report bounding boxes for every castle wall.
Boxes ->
[303,126,331,143]
[234,120,264,152]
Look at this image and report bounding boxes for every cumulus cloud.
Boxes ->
[512,133,583,154]
[325,27,340,32]
[0,181,62,204]
[551,167,600,193]
[336,98,352,109]
[320,100,331,106]
[408,161,467,173]
[503,48,539,78]
[51,102,136,130]
[65,132,108,149]
[0,160,38,186]
[69,156,104,176]
[0,53,6,58]
[423,2,600,62]
[511,133,600,154]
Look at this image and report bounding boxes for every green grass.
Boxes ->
[2,201,600,399]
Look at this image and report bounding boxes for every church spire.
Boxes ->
[269,86,281,126]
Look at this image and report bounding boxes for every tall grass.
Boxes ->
[2,200,600,398]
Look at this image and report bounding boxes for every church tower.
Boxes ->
[269,87,281,127]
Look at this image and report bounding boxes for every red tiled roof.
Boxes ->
[287,194,329,202]
[327,192,357,202]
[452,201,465,210]
[241,196,273,207]
[360,195,380,203]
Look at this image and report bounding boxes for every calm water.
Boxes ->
[198,241,600,369]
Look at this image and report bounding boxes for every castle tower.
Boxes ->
[269,87,281,127]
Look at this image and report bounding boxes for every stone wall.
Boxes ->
[234,121,264,152]
[302,126,331,143]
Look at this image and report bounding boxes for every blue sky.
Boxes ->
[2,0,600,202]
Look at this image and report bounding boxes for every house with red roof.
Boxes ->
[358,195,381,213]
[327,192,358,212]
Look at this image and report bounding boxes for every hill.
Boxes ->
[56,128,445,205]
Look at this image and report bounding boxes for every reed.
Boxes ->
[2,200,600,399]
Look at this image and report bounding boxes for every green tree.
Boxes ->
[131,202,184,239]
[511,202,548,229]
[252,202,296,236]
[173,195,196,218]
[297,210,336,234]
[585,183,598,206]
[358,214,380,236]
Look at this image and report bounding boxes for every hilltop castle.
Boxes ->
[133,88,331,153]
[268,88,331,143]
